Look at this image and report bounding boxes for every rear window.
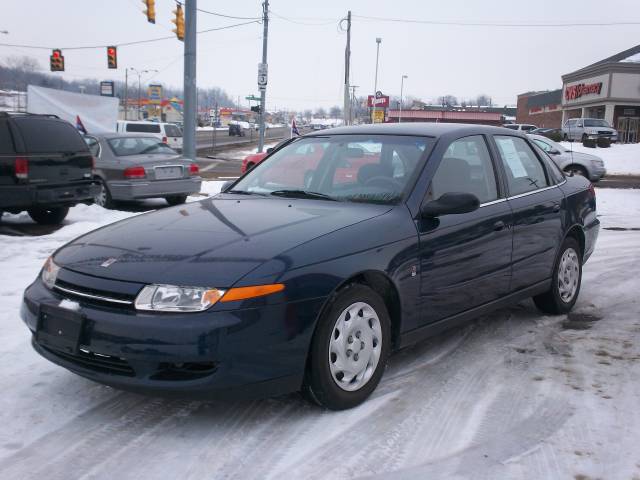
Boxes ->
[164,124,182,137]
[14,118,88,153]
[125,123,161,133]
[0,120,15,154]
[503,125,518,130]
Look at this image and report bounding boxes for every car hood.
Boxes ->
[54,196,391,287]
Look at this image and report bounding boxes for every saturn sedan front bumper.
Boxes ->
[21,274,325,399]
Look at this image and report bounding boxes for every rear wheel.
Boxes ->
[94,179,114,209]
[303,284,391,410]
[27,206,69,225]
[533,237,582,315]
[166,195,187,206]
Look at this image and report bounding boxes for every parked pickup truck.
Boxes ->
[0,112,98,224]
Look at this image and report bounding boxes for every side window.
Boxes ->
[126,123,161,133]
[494,136,550,196]
[503,124,517,130]
[532,138,551,152]
[0,120,15,154]
[429,135,498,204]
[83,136,101,157]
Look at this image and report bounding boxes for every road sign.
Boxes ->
[100,81,114,97]
[245,95,260,101]
[258,63,268,91]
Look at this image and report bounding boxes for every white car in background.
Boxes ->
[528,133,607,182]
[502,123,538,133]
[116,120,183,151]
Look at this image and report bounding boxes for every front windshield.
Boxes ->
[107,137,176,156]
[231,135,430,204]
[584,119,610,128]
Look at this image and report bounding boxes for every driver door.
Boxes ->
[417,135,513,323]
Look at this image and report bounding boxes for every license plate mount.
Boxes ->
[155,166,183,180]
[36,304,84,355]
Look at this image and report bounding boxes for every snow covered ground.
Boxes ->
[560,141,640,175]
[0,186,639,479]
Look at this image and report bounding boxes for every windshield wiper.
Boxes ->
[270,190,338,201]
[226,189,266,196]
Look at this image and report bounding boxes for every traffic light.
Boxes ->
[142,0,156,24]
[50,49,64,72]
[172,4,185,41]
[107,46,117,69]
[250,105,262,114]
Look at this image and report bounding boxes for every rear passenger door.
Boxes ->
[417,135,513,323]
[492,135,565,292]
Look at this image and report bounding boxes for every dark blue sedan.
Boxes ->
[21,123,599,410]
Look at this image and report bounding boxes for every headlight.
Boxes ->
[134,284,225,312]
[41,256,60,289]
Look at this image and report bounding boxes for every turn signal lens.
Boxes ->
[221,284,285,303]
[41,256,60,290]
[135,284,225,312]
[189,163,199,175]
[15,156,28,180]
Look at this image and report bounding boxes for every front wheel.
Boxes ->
[303,284,391,410]
[27,206,69,225]
[166,195,188,206]
[564,165,588,178]
[533,237,582,315]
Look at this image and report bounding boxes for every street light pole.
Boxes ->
[399,75,408,123]
[257,0,269,153]
[372,37,381,124]
[183,0,197,161]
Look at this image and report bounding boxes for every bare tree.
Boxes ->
[476,94,492,107]
[314,107,327,118]
[438,95,458,107]
[329,105,342,119]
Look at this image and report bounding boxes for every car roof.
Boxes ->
[85,132,161,140]
[304,122,522,138]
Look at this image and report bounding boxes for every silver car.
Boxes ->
[561,118,618,143]
[528,133,606,182]
[83,133,202,208]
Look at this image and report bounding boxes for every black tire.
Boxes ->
[245,162,255,172]
[94,179,114,209]
[166,195,188,206]
[303,283,391,410]
[27,206,69,225]
[533,236,582,315]
[563,165,588,178]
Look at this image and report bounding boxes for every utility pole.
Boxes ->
[372,38,382,124]
[183,0,197,160]
[124,68,128,120]
[342,11,351,125]
[399,75,407,123]
[257,0,269,153]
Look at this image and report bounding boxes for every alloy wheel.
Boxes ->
[558,247,580,303]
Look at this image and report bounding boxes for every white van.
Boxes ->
[116,121,183,150]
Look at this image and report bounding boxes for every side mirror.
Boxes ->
[548,148,561,155]
[421,192,480,218]
[266,147,274,154]
[221,180,234,192]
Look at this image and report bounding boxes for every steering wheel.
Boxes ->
[364,176,403,190]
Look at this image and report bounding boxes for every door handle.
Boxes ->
[493,221,506,231]
[553,203,561,212]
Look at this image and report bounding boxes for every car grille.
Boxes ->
[54,279,136,309]
[41,344,135,376]
[597,131,613,135]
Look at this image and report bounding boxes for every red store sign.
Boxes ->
[367,95,390,108]
[565,82,603,101]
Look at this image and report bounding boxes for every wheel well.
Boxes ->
[337,271,402,350]
[563,164,587,173]
[566,225,585,258]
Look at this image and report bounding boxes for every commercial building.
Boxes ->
[561,44,640,143]
[516,90,563,128]
[387,105,514,126]
[516,45,640,142]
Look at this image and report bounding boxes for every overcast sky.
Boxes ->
[1,0,639,110]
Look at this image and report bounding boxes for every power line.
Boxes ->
[196,7,260,21]
[269,10,337,26]
[0,20,260,51]
[352,14,640,27]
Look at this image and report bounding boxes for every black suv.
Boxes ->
[0,113,98,224]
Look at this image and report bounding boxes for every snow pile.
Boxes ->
[560,141,640,175]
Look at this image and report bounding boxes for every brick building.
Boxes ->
[516,90,563,128]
